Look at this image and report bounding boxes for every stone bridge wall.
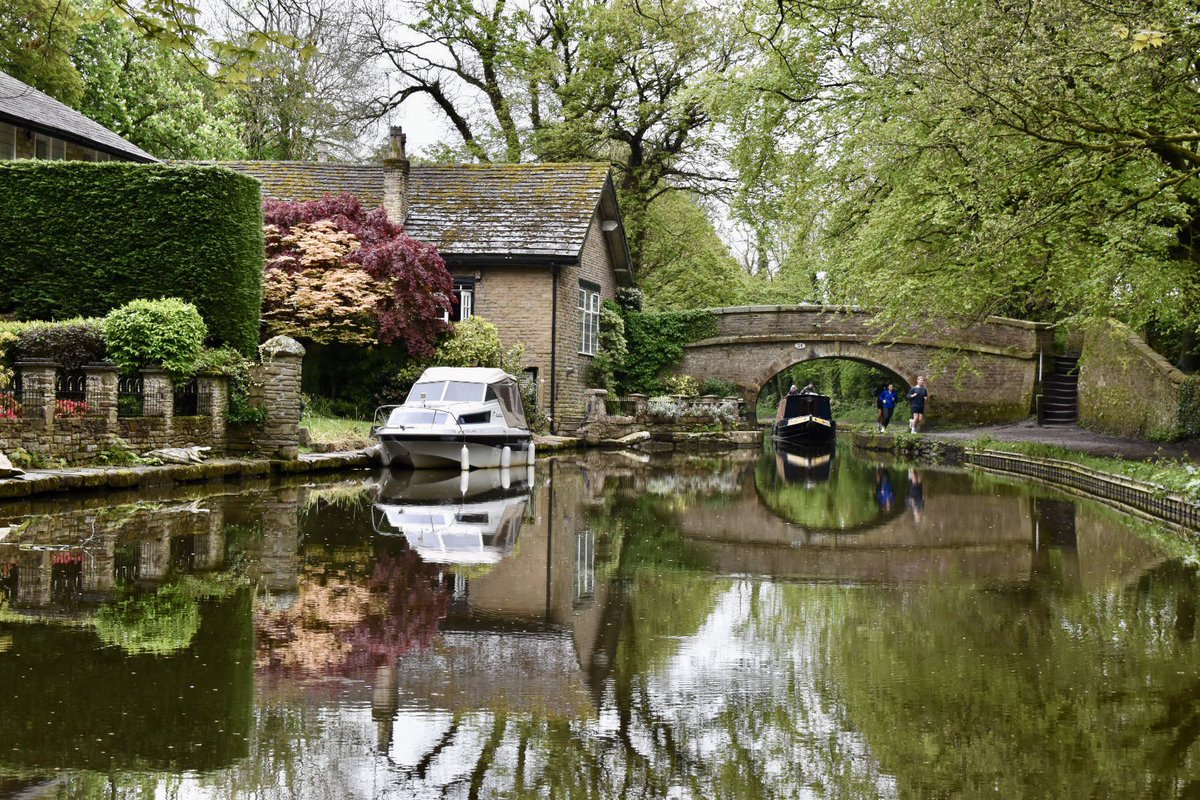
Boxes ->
[677,306,1053,423]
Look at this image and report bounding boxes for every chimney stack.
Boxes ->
[383,125,410,225]
[316,143,329,163]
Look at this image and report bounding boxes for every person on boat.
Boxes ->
[877,384,898,432]
[907,376,929,433]
[776,385,801,421]
[800,382,818,395]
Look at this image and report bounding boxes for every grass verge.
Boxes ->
[300,412,374,451]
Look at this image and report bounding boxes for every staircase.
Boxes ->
[1040,354,1079,426]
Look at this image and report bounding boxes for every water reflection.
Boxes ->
[372,467,534,565]
[0,447,1196,798]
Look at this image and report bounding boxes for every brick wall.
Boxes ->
[457,217,621,433]
[553,218,618,432]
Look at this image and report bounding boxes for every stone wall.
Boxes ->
[1,336,305,463]
[0,362,229,464]
[1079,319,1192,439]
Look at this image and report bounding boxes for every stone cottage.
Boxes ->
[210,128,635,433]
[0,69,155,162]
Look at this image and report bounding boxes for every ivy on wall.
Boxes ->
[1178,376,1200,439]
[615,309,718,394]
[0,162,264,353]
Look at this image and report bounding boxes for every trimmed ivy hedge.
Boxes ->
[616,309,718,394]
[0,162,264,353]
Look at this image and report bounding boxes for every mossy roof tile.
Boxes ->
[204,160,611,258]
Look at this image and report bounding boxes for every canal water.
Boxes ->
[1,445,1197,798]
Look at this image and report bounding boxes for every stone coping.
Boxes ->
[1095,318,1188,388]
[685,332,1037,360]
[0,451,373,501]
[705,305,1051,330]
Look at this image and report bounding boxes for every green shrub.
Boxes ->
[1179,375,1200,439]
[14,320,107,370]
[0,162,263,352]
[699,378,740,397]
[104,298,207,375]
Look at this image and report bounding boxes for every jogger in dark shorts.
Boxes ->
[877,384,898,432]
[907,376,928,433]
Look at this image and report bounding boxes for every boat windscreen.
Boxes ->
[444,381,486,402]
[489,377,528,429]
[408,381,446,402]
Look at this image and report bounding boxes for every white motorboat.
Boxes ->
[371,468,532,565]
[373,367,534,470]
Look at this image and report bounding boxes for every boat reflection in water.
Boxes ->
[371,466,535,565]
[772,440,835,487]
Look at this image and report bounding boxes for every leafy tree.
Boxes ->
[72,15,246,159]
[637,190,746,310]
[0,0,85,104]
[262,194,454,357]
[726,0,1200,367]
[213,0,380,159]
[368,0,744,269]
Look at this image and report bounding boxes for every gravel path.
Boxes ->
[920,419,1199,462]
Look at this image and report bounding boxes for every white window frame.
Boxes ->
[579,283,600,356]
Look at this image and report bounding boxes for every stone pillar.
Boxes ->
[141,368,174,421]
[583,388,608,422]
[625,393,648,421]
[16,550,51,607]
[83,362,119,427]
[383,125,410,224]
[197,372,229,449]
[15,359,56,426]
[195,503,226,570]
[253,336,306,459]
[258,486,301,594]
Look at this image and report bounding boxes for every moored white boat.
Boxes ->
[373,367,534,470]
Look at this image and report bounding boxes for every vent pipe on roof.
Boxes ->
[384,125,410,225]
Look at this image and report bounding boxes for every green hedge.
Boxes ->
[0,162,263,353]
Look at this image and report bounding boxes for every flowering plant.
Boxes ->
[54,399,88,417]
[0,394,20,419]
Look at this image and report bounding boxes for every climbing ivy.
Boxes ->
[615,309,717,394]
[1178,376,1200,439]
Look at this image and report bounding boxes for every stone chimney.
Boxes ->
[383,125,410,225]
[316,143,329,163]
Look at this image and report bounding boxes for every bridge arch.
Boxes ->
[676,305,1053,423]
[747,342,917,414]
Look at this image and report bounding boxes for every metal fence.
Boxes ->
[174,378,199,416]
[117,375,144,417]
[54,372,90,417]
[0,373,49,419]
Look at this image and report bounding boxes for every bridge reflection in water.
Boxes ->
[0,447,1191,799]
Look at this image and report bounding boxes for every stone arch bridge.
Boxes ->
[676,306,1053,423]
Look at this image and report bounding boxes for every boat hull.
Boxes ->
[377,433,533,470]
[772,416,836,446]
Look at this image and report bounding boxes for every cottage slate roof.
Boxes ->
[0,70,156,162]
[209,160,616,261]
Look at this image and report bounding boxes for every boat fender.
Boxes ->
[527,442,536,466]
[501,445,512,469]
[527,465,536,485]
[460,444,470,471]
[459,471,469,495]
[501,467,511,490]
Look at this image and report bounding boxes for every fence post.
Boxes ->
[15,359,56,426]
[83,362,119,429]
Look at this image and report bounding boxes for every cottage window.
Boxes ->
[443,278,475,322]
[0,123,14,160]
[579,282,601,356]
[34,134,65,160]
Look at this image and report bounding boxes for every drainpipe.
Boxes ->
[550,265,559,434]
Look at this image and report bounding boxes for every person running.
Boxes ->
[877,383,898,432]
[907,376,929,433]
